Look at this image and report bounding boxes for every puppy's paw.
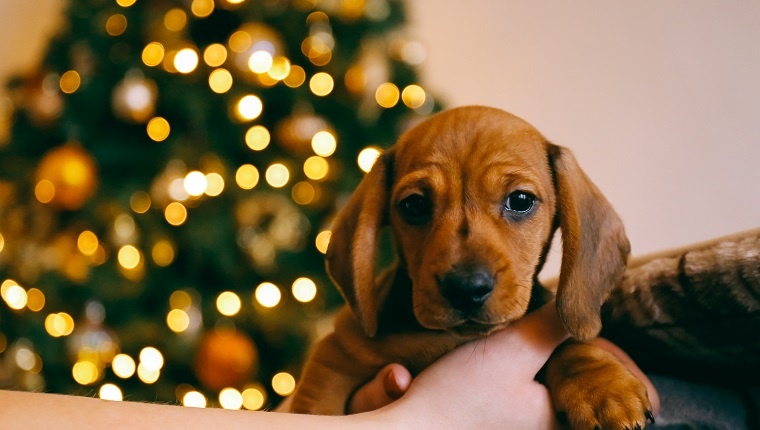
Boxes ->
[547,343,653,430]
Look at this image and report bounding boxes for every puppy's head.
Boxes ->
[326,106,629,340]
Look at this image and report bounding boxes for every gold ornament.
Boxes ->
[112,72,158,123]
[35,142,99,211]
[194,328,258,391]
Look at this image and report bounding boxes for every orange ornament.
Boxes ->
[35,143,98,211]
[194,329,258,391]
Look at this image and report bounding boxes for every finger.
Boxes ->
[347,364,411,414]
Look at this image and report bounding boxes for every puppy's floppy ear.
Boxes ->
[325,148,395,338]
[548,144,630,341]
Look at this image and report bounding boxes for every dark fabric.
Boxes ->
[649,374,760,430]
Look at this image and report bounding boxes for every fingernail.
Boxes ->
[645,410,655,424]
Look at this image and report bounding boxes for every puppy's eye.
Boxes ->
[504,191,536,214]
[398,194,431,225]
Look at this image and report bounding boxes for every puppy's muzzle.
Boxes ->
[437,266,494,312]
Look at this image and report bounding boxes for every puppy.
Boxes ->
[291,106,652,429]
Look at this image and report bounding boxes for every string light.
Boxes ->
[117,245,141,269]
[106,14,128,36]
[283,65,306,88]
[130,191,151,213]
[315,230,331,254]
[164,202,188,226]
[303,156,328,181]
[292,277,317,303]
[203,44,228,67]
[228,30,252,53]
[174,48,200,74]
[205,173,225,196]
[44,312,75,337]
[267,57,291,80]
[235,164,259,190]
[170,290,192,310]
[375,83,400,108]
[254,282,281,308]
[245,125,270,151]
[34,180,55,203]
[77,231,99,256]
[112,354,136,378]
[291,182,316,205]
[402,85,426,109]
[184,171,208,196]
[311,131,337,156]
[248,51,274,73]
[152,239,175,267]
[99,384,124,401]
[26,288,45,312]
[183,391,207,408]
[72,360,100,385]
[309,72,334,96]
[166,309,190,333]
[59,71,81,94]
[137,363,160,384]
[236,95,263,121]
[242,386,266,410]
[142,42,165,67]
[265,163,289,188]
[139,347,164,371]
[357,146,382,173]
[271,372,296,396]
[2,283,27,310]
[114,214,136,239]
[191,0,215,18]
[219,388,244,410]
[216,291,242,316]
[147,117,170,142]
[164,8,187,31]
[209,68,233,93]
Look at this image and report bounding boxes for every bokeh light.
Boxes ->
[106,14,128,37]
[99,383,124,401]
[209,68,233,93]
[235,164,259,190]
[191,0,215,18]
[142,42,165,67]
[219,388,244,410]
[242,386,266,410]
[402,84,426,109]
[309,72,334,96]
[147,117,171,142]
[271,372,296,396]
[311,131,336,156]
[164,8,187,32]
[245,125,270,151]
[292,277,317,303]
[265,163,289,188]
[236,95,263,121]
[204,44,228,67]
[77,231,99,256]
[59,71,81,94]
[152,240,175,267]
[130,191,151,213]
[174,48,200,74]
[284,65,306,88]
[112,354,136,378]
[216,291,242,316]
[184,171,208,196]
[315,230,331,254]
[375,83,400,108]
[254,282,281,308]
[303,156,329,181]
[291,181,316,205]
[357,146,382,173]
[166,309,190,333]
[205,173,225,196]
[117,245,141,269]
[164,202,188,226]
[183,391,207,408]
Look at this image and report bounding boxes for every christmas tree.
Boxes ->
[0,0,438,409]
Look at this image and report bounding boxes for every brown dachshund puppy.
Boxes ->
[291,106,652,429]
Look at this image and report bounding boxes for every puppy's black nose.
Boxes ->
[438,267,494,312]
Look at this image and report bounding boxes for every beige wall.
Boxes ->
[408,0,760,275]
[1,1,758,274]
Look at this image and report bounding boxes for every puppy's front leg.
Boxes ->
[291,331,383,415]
[544,340,653,430]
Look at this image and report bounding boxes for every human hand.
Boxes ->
[357,302,569,429]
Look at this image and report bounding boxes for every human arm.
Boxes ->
[0,302,568,430]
